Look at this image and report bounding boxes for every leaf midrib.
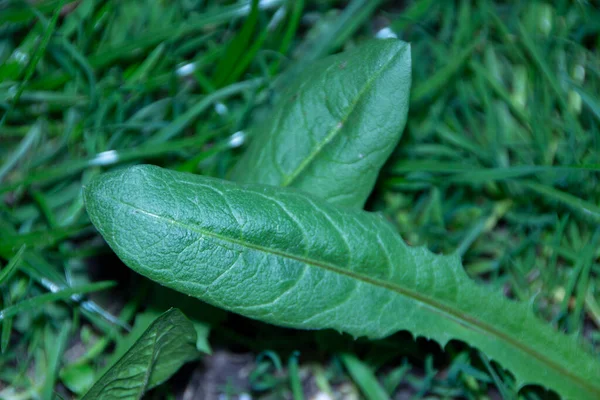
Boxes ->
[114,198,597,397]
[280,43,408,188]
[137,321,160,400]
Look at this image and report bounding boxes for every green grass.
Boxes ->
[1,0,599,398]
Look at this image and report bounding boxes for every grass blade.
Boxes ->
[341,353,390,400]
[0,245,26,285]
[0,281,115,321]
[0,0,64,127]
[520,180,600,221]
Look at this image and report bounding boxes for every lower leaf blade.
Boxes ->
[82,308,200,399]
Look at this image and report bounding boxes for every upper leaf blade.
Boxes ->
[230,39,411,209]
[82,308,200,400]
[85,165,600,400]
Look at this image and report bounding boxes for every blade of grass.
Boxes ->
[148,78,263,144]
[455,201,512,257]
[31,0,284,89]
[225,15,273,87]
[1,251,126,332]
[435,122,487,158]
[570,229,600,333]
[391,161,600,182]
[90,0,283,69]
[8,248,129,331]
[480,353,515,400]
[516,22,563,103]
[0,121,40,181]
[288,352,304,400]
[520,180,600,221]
[340,354,389,400]
[546,215,569,289]
[390,0,436,32]
[32,190,59,229]
[41,323,70,400]
[326,0,385,54]
[586,286,600,329]
[0,128,223,193]
[569,83,600,124]
[449,165,600,183]
[0,224,89,254]
[57,38,98,110]
[294,0,384,65]
[212,0,260,87]
[0,90,88,106]
[381,361,410,395]
[411,38,480,106]
[0,245,26,285]
[517,22,583,138]
[0,0,65,24]
[1,288,13,353]
[469,61,531,128]
[0,0,64,127]
[269,0,304,75]
[126,43,166,84]
[0,281,115,321]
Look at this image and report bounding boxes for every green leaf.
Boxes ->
[85,165,600,400]
[230,39,411,209]
[102,307,210,376]
[82,308,200,400]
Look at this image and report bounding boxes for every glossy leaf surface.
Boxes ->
[85,165,600,400]
[230,39,411,208]
[82,308,199,399]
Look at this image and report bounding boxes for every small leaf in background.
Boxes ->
[82,308,201,400]
[104,307,210,373]
[85,165,600,400]
[231,39,411,209]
